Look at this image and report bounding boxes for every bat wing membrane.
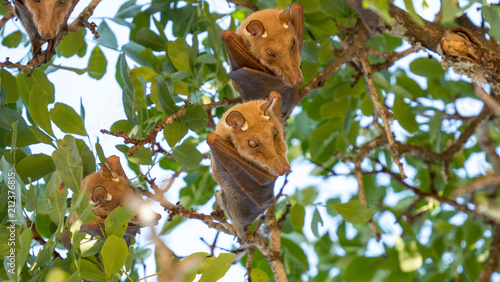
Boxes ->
[208,133,276,207]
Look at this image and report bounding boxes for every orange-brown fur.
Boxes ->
[236,7,303,87]
[215,97,290,176]
[24,0,78,39]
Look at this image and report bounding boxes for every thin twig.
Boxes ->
[359,50,407,179]
[102,97,241,156]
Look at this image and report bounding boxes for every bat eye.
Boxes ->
[291,39,296,49]
[266,49,276,57]
[248,140,259,148]
[58,0,66,4]
[273,127,278,138]
[33,0,40,3]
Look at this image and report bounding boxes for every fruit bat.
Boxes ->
[222,3,304,118]
[62,155,160,250]
[13,0,79,61]
[207,91,290,239]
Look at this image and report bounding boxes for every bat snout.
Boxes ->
[270,159,291,176]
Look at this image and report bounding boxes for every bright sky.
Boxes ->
[1,0,498,281]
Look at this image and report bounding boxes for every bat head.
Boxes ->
[218,92,291,176]
[238,5,304,87]
[24,0,77,39]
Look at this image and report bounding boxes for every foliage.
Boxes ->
[1,0,500,281]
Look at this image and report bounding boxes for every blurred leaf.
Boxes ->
[172,142,203,169]
[199,253,235,282]
[16,153,55,183]
[393,95,419,133]
[101,235,128,279]
[396,239,423,272]
[321,0,351,18]
[50,103,87,136]
[344,256,380,281]
[311,207,323,238]
[290,204,305,229]
[135,27,165,51]
[0,69,18,103]
[87,46,108,80]
[181,104,208,132]
[333,199,375,224]
[2,31,23,48]
[164,120,188,147]
[29,85,54,136]
[59,28,86,58]
[52,135,83,193]
[127,147,153,165]
[167,38,192,74]
[96,20,118,49]
[105,204,136,238]
[410,57,444,77]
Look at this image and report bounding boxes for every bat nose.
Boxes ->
[276,161,291,176]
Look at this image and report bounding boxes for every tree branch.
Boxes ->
[359,49,407,179]
[102,97,242,156]
[226,0,259,11]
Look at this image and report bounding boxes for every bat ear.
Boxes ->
[279,5,292,25]
[90,186,111,204]
[226,110,248,130]
[99,163,113,179]
[260,92,282,120]
[246,20,266,38]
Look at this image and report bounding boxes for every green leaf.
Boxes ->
[164,120,188,147]
[52,135,83,193]
[29,86,54,136]
[87,46,107,80]
[396,239,423,272]
[50,103,87,136]
[135,27,165,51]
[403,0,424,26]
[15,153,55,183]
[0,69,18,103]
[250,268,269,281]
[409,57,444,78]
[80,260,107,280]
[127,146,153,165]
[172,142,203,169]
[311,207,323,238]
[59,28,86,58]
[199,253,235,282]
[344,256,380,281]
[2,31,23,48]
[101,235,128,279]
[156,77,179,115]
[311,119,342,140]
[181,104,208,132]
[21,69,55,105]
[167,38,192,74]
[96,20,118,49]
[333,199,375,224]
[105,204,136,238]
[290,204,305,229]
[321,0,351,18]
[393,95,419,133]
